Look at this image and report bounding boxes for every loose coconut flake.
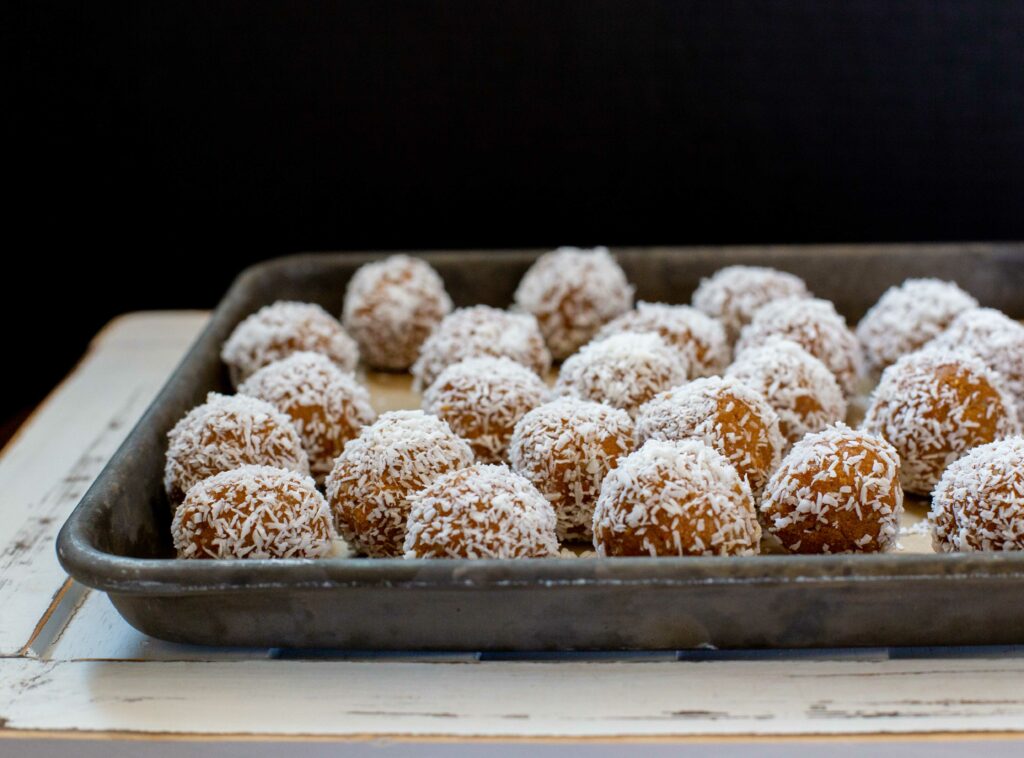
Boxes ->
[172,465,335,559]
[403,463,560,559]
[595,302,730,378]
[930,436,1024,552]
[856,278,978,371]
[555,332,688,418]
[593,438,761,557]
[221,301,359,386]
[164,392,310,503]
[342,255,453,370]
[514,247,634,360]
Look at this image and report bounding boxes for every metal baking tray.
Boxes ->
[57,244,1024,649]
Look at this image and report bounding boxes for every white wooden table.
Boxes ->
[2,312,1024,756]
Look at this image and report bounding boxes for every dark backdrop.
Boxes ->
[7,0,1024,426]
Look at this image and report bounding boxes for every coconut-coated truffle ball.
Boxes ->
[164,392,310,504]
[726,337,847,449]
[691,265,810,343]
[555,332,688,418]
[595,302,730,378]
[411,305,551,392]
[171,465,335,559]
[238,352,376,482]
[929,307,1024,413]
[856,278,978,371]
[635,376,785,495]
[221,301,359,386]
[325,410,474,557]
[423,356,549,463]
[509,396,635,540]
[760,424,903,554]
[593,438,761,557]
[513,246,634,360]
[403,464,559,559]
[930,436,1024,553]
[736,297,865,396]
[342,255,453,370]
[863,349,1019,495]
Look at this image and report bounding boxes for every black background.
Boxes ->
[6,1,1024,429]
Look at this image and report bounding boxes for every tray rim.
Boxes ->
[56,243,1024,597]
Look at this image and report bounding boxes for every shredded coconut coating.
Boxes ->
[595,302,730,378]
[759,423,903,554]
[423,356,549,464]
[691,265,810,344]
[164,392,310,503]
[929,307,1024,413]
[736,296,865,396]
[325,410,475,557]
[342,255,453,370]
[726,337,847,450]
[635,376,785,495]
[509,396,635,540]
[221,301,359,386]
[238,352,376,482]
[555,332,688,418]
[411,305,551,392]
[593,438,761,557]
[856,278,978,371]
[930,436,1024,552]
[513,247,634,360]
[403,464,560,559]
[172,465,335,559]
[863,348,1020,495]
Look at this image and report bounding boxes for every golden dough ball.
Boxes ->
[342,254,453,370]
[929,307,1024,414]
[930,436,1024,552]
[164,392,310,504]
[403,464,559,559]
[509,396,635,540]
[513,246,634,360]
[635,376,785,495]
[726,337,847,449]
[692,265,809,344]
[856,278,977,371]
[555,332,688,418]
[325,410,474,557]
[760,423,903,554]
[171,465,335,559]
[423,356,548,463]
[595,301,730,378]
[593,438,761,557]
[238,352,376,483]
[221,301,359,386]
[411,305,551,392]
[736,297,865,396]
[863,348,1019,495]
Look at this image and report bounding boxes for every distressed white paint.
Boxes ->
[0,312,208,654]
[3,656,1024,737]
